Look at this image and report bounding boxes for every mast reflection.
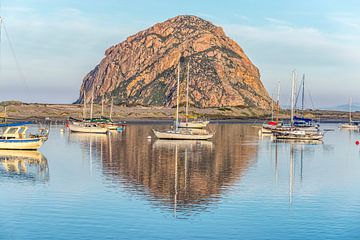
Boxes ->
[69,124,258,215]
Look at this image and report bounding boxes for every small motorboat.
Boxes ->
[0,125,49,150]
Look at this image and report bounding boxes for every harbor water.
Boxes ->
[0,123,359,239]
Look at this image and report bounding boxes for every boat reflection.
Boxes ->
[69,124,258,216]
[271,140,324,204]
[0,150,49,183]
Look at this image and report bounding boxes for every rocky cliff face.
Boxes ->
[76,15,272,109]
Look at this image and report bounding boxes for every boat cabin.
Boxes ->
[0,126,29,139]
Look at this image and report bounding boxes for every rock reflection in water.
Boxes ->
[69,124,259,215]
[0,150,49,183]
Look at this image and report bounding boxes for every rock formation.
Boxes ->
[76,15,272,109]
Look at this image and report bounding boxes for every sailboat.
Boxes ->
[68,85,108,134]
[340,97,358,130]
[178,62,209,129]
[292,74,319,129]
[153,57,214,140]
[273,71,323,141]
[260,81,281,134]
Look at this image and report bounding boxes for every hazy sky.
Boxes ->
[0,0,359,107]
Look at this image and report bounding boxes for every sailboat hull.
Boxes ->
[152,130,213,140]
[69,124,108,134]
[274,130,323,141]
[0,138,45,150]
[340,124,358,130]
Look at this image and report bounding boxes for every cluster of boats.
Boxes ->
[260,71,324,141]
[67,116,125,134]
[67,85,126,134]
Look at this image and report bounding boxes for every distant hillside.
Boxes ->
[321,103,360,112]
[75,15,272,109]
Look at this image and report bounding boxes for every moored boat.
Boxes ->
[153,57,214,140]
[68,121,108,134]
[178,61,209,129]
[153,129,213,140]
[0,125,48,150]
[340,97,358,130]
[274,130,323,141]
[340,123,358,130]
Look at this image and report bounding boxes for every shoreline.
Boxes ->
[0,103,351,124]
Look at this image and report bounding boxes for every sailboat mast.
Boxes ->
[175,60,181,132]
[186,61,190,122]
[101,96,104,116]
[109,97,114,120]
[83,91,87,119]
[349,97,352,123]
[90,84,95,119]
[271,94,274,121]
[301,74,305,115]
[290,70,296,126]
[276,81,281,122]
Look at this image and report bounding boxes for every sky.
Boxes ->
[0,0,360,108]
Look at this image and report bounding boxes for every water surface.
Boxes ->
[0,123,359,239]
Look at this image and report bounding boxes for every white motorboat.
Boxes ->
[0,125,48,150]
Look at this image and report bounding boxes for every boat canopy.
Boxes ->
[0,121,32,127]
[293,116,315,123]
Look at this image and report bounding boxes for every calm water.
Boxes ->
[0,123,359,239]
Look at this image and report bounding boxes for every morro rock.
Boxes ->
[76,15,272,109]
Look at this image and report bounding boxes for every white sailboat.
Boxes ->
[340,97,358,130]
[153,58,213,140]
[260,81,281,134]
[68,85,108,134]
[178,61,209,129]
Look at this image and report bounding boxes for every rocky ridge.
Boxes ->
[76,15,272,109]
